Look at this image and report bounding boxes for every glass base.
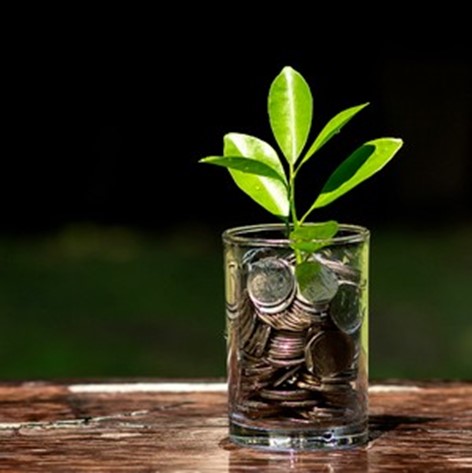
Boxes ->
[229,420,368,451]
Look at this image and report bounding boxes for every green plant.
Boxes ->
[199,66,403,257]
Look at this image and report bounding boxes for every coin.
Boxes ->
[227,286,252,322]
[259,387,312,402]
[242,248,277,266]
[296,371,322,391]
[245,322,272,358]
[230,248,366,429]
[266,356,305,368]
[267,330,306,361]
[247,256,295,313]
[225,260,240,318]
[320,385,357,409]
[255,309,287,330]
[297,263,339,306]
[317,255,361,283]
[257,306,314,332]
[243,363,275,382]
[279,399,321,408]
[329,281,363,334]
[278,308,315,332]
[292,296,328,321]
[238,300,256,349]
[305,330,355,377]
[320,367,358,384]
[306,405,346,422]
[236,399,282,418]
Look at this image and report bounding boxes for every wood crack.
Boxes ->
[0,401,191,432]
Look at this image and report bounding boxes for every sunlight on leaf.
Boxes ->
[223,133,287,183]
[306,138,404,214]
[199,156,286,182]
[223,134,290,218]
[268,66,312,165]
[300,103,370,167]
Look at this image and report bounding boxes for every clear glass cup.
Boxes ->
[223,223,369,451]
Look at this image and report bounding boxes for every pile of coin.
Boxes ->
[226,250,367,427]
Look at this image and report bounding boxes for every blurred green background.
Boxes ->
[1,222,470,380]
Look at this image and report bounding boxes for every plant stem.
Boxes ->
[299,209,309,226]
[289,163,304,264]
[289,163,299,230]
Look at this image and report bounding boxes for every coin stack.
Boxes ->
[227,250,367,428]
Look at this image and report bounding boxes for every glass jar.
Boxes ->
[223,223,369,451]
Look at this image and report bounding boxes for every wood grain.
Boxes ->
[0,380,470,472]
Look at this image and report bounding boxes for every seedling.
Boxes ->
[200,66,403,265]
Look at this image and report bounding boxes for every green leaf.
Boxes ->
[306,138,404,213]
[300,103,370,167]
[199,156,286,182]
[290,220,339,253]
[222,133,290,218]
[290,221,339,240]
[268,66,313,165]
[223,133,287,184]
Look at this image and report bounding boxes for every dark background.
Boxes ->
[3,29,470,235]
[1,18,471,380]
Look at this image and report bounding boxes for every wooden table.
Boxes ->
[0,379,470,472]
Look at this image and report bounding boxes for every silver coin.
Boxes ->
[247,256,295,313]
[259,388,312,401]
[245,323,272,358]
[267,330,306,360]
[225,260,240,317]
[305,330,355,377]
[296,371,322,391]
[238,302,256,349]
[297,263,339,306]
[226,286,251,321]
[257,306,314,332]
[236,399,282,418]
[320,367,358,384]
[329,281,364,334]
[243,362,276,381]
[266,356,305,368]
[255,309,287,330]
[228,287,251,316]
[242,248,277,266]
[316,254,361,283]
[292,296,329,322]
[321,386,357,409]
[279,399,321,408]
[306,405,347,421]
[278,308,315,332]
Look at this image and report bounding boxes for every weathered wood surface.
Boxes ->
[0,379,470,472]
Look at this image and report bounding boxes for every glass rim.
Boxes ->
[222,223,370,247]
